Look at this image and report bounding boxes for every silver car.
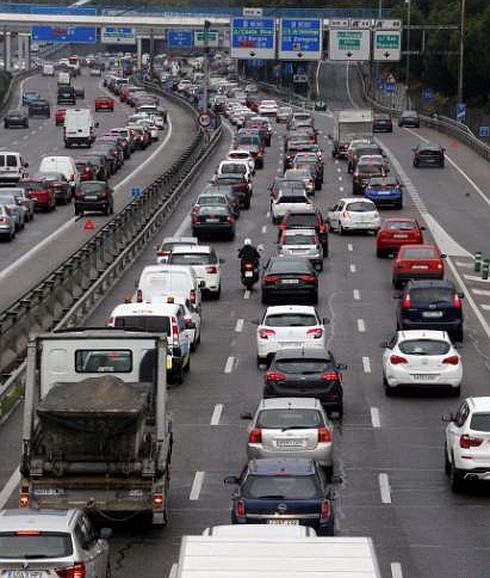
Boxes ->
[0,204,16,241]
[241,397,334,474]
[0,509,111,577]
[0,192,25,231]
[278,228,323,271]
[4,187,34,222]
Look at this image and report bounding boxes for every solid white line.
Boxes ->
[224,356,235,373]
[338,176,343,181]
[482,304,490,311]
[189,471,205,501]
[266,211,271,218]
[370,407,381,429]
[347,243,353,252]
[350,263,357,273]
[235,318,244,333]
[472,288,490,296]
[0,467,20,509]
[174,215,190,237]
[261,224,267,234]
[243,290,250,300]
[357,319,366,333]
[464,274,490,283]
[210,403,224,426]
[362,356,371,373]
[353,289,361,301]
[391,562,404,578]
[379,473,392,504]
[455,261,473,268]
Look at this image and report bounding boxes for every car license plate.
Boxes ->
[206,218,219,223]
[412,265,429,269]
[5,572,44,578]
[393,234,408,239]
[282,279,299,284]
[267,519,299,526]
[422,311,443,318]
[84,195,98,200]
[244,271,253,277]
[411,374,438,381]
[276,439,305,448]
[32,487,64,496]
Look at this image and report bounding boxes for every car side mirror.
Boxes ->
[440,254,447,259]
[99,528,112,540]
[379,341,389,348]
[322,317,330,325]
[336,363,348,371]
[24,162,29,168]
[458,292,464,299]
[442,413,455,423]
[224,475,239,485]
[420,226,426,231]
[199,281,205,288]
[95,122,100,128]
[251,319,260,326]
[240,411,253,420]
[219,258,225,264]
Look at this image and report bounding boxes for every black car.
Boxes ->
[261,256,318,305]
[74,86,85,99]
[35,171,71,205]
[413,143,445,168]
[211,175,251,209]
[398,110,420,128]
[191,204,235,240]
[264,348,346,418]
[74,180,114,216]
[396,280,464,341]
[4,109,28,128]
[225,458,335,535]
[28,99,50,118]
[373,113,393,133]
[57,86,76,105]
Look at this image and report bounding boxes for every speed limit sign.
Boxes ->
[198,112,211,128]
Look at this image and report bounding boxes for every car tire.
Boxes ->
[440,160,445,168]
[383,375,395,396]
[339,225,345,236]
[322,515,335,536]
[444,445,451,476]
[184,355,190,373]
[257,355,267,367]
[174,364,184,385]
[376,248,385,258]
[272,215,279,225]
[324,464,333,481]
[450,462,464,493]
[451,385,461,397]
[397,200,403,209]
[452,327,464,342]
[413,159,419,168]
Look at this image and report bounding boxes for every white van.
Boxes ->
[0,152,29,184]
[136,265,202,311]
[108,302,191,384]
[38,156,79,193]
[63,109,98,148]
[202,525,317,537]
[57,71,71,86]
[42,63,55,76]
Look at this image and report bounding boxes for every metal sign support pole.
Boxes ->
[203,19,210,113]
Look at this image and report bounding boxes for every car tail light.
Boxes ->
[206,266,218,274]
[299,275,316,283]
[460,434,483,449]
[307,327,323,339]
[55,563,86,578]
[402,294,412,309]
[235,498,246,517]
[259,328,275,340]
[153,492,164,510]
[343,211,351,219]
[265,371,286,382]
[318,427,331,443]
[190,289,196,304]
[171,316,179,346]
[136,289,143,303]
[390,354,408,365]
[320,499,331,521]
[264,275,279,283]
[156,251,169,258]
[249,427,262,443]
[443,355,459,365]
[453,293,462,309]
[321,371,339,381]
[0,217,6,223]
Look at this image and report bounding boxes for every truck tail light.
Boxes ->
[249,428,262,443]
[318,427,331,443]
[55,563,86,578]
[460,434,483,449]
[442,355,459,365]
[235,498,246,517]
[320,499,331,520]
[307,327,323,339]
[390,354,408,365]
[171,316,179,347]
[190,289,196,304]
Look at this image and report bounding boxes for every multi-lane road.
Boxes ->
[0,61,489,578]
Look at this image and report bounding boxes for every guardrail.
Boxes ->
[0,81,223,421]
[356,66,490,163]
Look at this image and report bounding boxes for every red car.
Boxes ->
[376,218,425,258]
[20,178,56,212]
[75,158,97,181]
[392,244,446,288]
[55,107,66,126]
[94,95,115,112]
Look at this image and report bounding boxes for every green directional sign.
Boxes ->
[376,34,399,49]
[329,29,370,61]
[338,31,362,50]
[373,30,402,61]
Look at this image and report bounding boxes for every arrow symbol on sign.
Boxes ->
[297,52,303,58]
[347,51,353,58]
[249,51,256,57]
[384,52,391,58]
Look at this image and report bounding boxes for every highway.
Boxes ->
[0,69,197,310]
[0,61,489,578]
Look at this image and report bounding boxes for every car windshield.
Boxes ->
[169,253,214,265]
[346,202,375,212]
[470,414,490,432]
[264,314,317,327]
[256,408,324,429]
[114,315,170,334]
[401,247,437,259]
[242,475,319,499]
[409,288,454,304]
[283,234,316,245]
[0,532,73,559]
[274,358,334,375]
[398,339,450,355]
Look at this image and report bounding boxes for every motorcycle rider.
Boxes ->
[238,238,260,267]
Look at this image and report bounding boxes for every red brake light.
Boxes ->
[235,498,246,517]
[443,355,460,365]
[136,289,143,303]
[265,371,286,381]
[460,434,483,449]
[264,275,279,283]
[299,274,316,283]
[156,251,169,257]
[390,354,408,365]
[402,294,412,309]
[321,371,339,381]
[307,327,323,339]
[320,499,331,520]
[190,289,196,304]
[15,530,41,536]
[259,328,275,340]
[453,294,462,309]
[249,427,262,443]
[55,563,86,578]
[171,316,179,346]
[206,266,218,274]
[318,427,331,443]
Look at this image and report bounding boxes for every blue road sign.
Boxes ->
[456,102,466,123]
[168,30,193,49]
[131,187,141,199]
[376,79,385,91]
[230,17,276,59]
[385,82,396,94]
[423,87,434,101]
[479,126,490,138]
[279,18,322,60]
[31,25,96,43]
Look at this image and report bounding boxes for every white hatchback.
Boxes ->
[258,99,278,116]
[256,305,327,365]
[382,330,462,396]
[226,149,255,172]
[327,197,380,235]
[167,245,223,299]
[271,189,311,224]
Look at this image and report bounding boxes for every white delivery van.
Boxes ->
[63,108,98,148]
[0,152,29,184]
[42,63,55,76]
[136,265,202,311]
[38,155,80,193]
[202,525,317,537]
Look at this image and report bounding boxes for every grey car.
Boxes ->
[28,98,51,118]
[0,204,16,240]
[241,397,334,475]
[0,192,25,230]
[278,227,324,272]
[0,509,111,577]
[6,187,35,222]
[4,109,29,129]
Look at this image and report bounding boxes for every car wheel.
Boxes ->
[392,278,401,289]
[397,200,403,209]
[214,285,221,300]
[452,327,464,342]
[174,364,184,385]
[272,215,279,225]
[376,248,385,258]
[339,224,345,236]
[383,375,395,396]
[184,355,190,373]
[450,462,464,493]
[257,355,267,367]
[321,515,335,536]
[444,445,451,476]
[451,385,461,397]
[104,204,110,216]
[440,160,445,168]
[413,159,419,168]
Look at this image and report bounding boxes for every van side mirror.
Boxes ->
[336,363,348,370]
[24,162,29,168]
[458,292,464,299]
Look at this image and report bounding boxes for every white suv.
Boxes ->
[167,245,223,299]
[256,305,327,365]
[444,397,490,492]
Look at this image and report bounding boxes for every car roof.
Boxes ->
[264,305,316,315]
[162,236,198,245]
[0,509,78,532]
[248,458,316,476]
[397,330,450,341]
[466,397,490,412]
[339,197,376,204]
[258,397,322,411]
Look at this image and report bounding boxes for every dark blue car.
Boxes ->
[225,458,335,535]
[365,176,403,209]
[22,91,41,107]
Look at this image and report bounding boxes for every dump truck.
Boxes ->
[332,109,374,158]
[20,329,173,525]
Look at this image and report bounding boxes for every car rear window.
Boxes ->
[169,253,214,265]
[274,358,334,375]
[243,475,319,499]
[264,313,317,327]
[470,413,490,432]
[199,195,227,206]
[79,182,105,193]
[0,155,18,168]
[283,234,316,245]
[398,339,450,355]
[221,164,246,174]
[0,532,73,559]
[286,214,316,227]
[256,408,324,429]
[75,350,132,373]
[269,260,310,274]
[346,202,375,212]
[409,287,454,304]
[114,315,171,334]
[400,247,437,259]
[358,162,383,173]
[278,195,308,204]
[386,221,416,230]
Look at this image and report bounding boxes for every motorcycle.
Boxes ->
[240,260,259,290]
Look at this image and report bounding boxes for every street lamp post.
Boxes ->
[457,0,466,104]
[405,0,412,108]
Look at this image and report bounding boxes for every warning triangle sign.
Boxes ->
[84,218,95,231]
